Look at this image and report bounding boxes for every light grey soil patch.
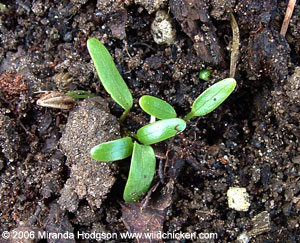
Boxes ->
[0,110,20,164]
[285,66,300,106]
[58,97,120,212]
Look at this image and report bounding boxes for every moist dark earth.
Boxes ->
[0,0,299,242]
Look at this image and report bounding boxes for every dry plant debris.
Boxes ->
[170,0,225,66]
[280,0,297,37]
[122,181,174,242]
[0,71,27,99]
[229,11,240,78]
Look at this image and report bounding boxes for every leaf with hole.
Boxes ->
[123,142,156,202]
[139,95,177,119]
[137,118,186,145]
[90,137,133,162]
[184,78,236,121]
[87,38,133,114]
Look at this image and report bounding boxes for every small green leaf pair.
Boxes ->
[90,138,156,202]
[87,37,237,203]
[91,137,156,202]
[91,118,186,202]
[90,117,186,162]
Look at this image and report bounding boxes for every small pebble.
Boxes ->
[237,232,250,243]
[151,10,176,45]
[227,187,250,212]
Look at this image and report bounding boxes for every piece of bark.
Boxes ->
[122,181,174,243]
[43,202,76,243]
[242,28,289,81]
[108,9,127,40]
[170,0,225,66]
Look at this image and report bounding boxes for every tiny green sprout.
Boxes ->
[199,68,211,81]
[137,118,186,145]
[184,78,236,121]
[139,95,177,119]
[0,3,7,12]
[66,90,96,99]
[87,38,133,122]
[123,142,156,202]
[91,137,133,162]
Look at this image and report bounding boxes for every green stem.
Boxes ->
[120,128,138,140]
[183,111,194,121]
[119,109,130,123]
[150,115,156,123]
[128,131,138,140]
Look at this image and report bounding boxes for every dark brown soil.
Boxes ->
[0,0,299,242]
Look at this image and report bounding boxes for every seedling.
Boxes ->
[88,38,237,202]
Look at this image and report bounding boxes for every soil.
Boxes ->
[0,0,299,242]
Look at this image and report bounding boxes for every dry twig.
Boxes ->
[229,11,240,78]
[280,0,297,36]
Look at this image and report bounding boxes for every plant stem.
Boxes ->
[150,115,156,123]
[120,109,130,123]
[183,111,194,121]
[128,131,138,140]
[120,127,137,139]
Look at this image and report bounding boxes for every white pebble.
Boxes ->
[151,10,176,45]
[237,232,250,243]
[227,187,250,212]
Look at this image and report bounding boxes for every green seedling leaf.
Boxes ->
[87,38,133,114]
[139,95,177,119]
[184,78,236,121]
[123,142,156,202]
[137,118,186,145]
[66,90,96,99]
[90,137,133,162]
